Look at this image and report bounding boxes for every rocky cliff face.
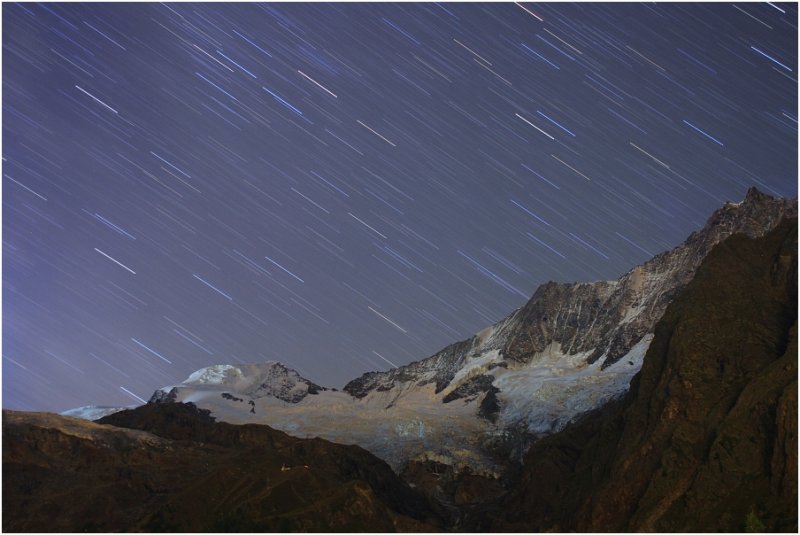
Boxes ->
[3,403,442,532]
[343,320,516,399]
[483,217,798,532]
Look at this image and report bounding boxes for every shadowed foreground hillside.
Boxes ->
[3,403,443,532]
[480,217,798,532]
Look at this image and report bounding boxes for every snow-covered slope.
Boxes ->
[141,331,653,473]
[150,361,325,404]
[70,189,796,473]
[60,405,130,420]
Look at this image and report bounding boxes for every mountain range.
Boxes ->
[66,187,796,473]
[4,187,797,531]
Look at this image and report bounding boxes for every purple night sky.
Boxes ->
[3,2,796,412]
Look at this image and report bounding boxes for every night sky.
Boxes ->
[3,3,797,412]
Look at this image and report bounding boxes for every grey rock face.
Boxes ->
[343,313,519,399]
[148,387,178,404]
[241,362,327,403]
[344,338,473,399]
[507,186,797,369]
[478,386,502,422]
[442,375,496,404]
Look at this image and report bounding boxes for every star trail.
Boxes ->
[3,3,797,412]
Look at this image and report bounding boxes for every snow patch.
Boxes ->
[475,325,495,345]
[186,364,241,385]
[60,405,129,421]
[395,419,427,438]
[494,335,653,433]
[620,303,645,324]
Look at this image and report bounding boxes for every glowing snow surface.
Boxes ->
[151,335,652,472]
[493,335,653,434]
[60,405,129,420]
[186,364,240,385]
[61,332,653,473]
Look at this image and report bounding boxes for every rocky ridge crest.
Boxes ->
[344,188,797,402]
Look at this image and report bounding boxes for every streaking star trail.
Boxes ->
[3,3,796,412]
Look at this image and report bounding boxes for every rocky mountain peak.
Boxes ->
[745,185,770,202]
[152,361,326,405]
[701,187,795,240]
[345,189,796,402]
[243,361,326,402]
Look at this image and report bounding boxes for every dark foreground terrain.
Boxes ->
[4,217,797,532]
[3,402,443,532]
